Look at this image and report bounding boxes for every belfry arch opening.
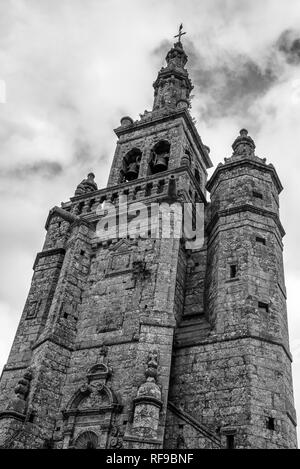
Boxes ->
[149,140,170,175]
[122,148,142,182]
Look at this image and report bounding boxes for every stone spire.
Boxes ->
[152,26,193,112]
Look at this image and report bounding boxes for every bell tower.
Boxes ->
[107,26,210,191]
[0,28,297,449]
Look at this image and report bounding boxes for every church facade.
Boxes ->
[0,34,297,449]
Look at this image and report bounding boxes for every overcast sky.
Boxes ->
[0,0,300,442]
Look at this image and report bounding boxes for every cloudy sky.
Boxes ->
[0,0,300,441]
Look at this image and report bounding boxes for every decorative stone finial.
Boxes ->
[135,350,161,401]
[8,369,33,414]
[14,370,32,400]
[165,41,188,69]
[232,129,255,157]
[131,349,162,439]
[120,116,133,127]
[74,172,98,196]
[145,350,159,380]
[99,344,108,360]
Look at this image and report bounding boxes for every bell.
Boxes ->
[153,154,168,173]
[125,162,139,180]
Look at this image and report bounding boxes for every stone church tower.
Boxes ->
[0,34,297,449]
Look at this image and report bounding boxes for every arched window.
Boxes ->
[121,148,142,182]
[149,140,170,174]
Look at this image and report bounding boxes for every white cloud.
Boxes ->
[0,301,19,368]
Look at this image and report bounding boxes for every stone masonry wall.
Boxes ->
[167,337,297,449]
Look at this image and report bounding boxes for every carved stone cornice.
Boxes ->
[123,433,163,446]
[206,204,285,237]
[70,217,95,231]
[70,165,207,204]
[174,331,293,362]
[0,411,26,422]
[62,404,123,419]
[133,396,162,409]
[33,247,66,270]
[31,333,75,352]
[206,157,283,194]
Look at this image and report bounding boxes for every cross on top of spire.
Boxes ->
[174,23,186,43]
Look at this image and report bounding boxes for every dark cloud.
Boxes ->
[192,53,277,121]
[73,137,94,164]
[183,29,300,122]
[151,39,172,65]
[152,38,279,122]
[277,29,300,65]
[0,161,63,180]
[73,135,108,162]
